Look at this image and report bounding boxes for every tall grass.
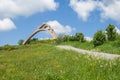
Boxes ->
[0,43,120,80]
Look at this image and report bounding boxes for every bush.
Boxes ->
[63,32,85,42]
[69,36,76,41]
[18,39,24,45]
[75,32,85,42]
[93,30,106,47]
[114,34,120,47]
[2,44,18,51]
[63,35,70,42]
[30,38,38,42]
[106,24,117,41]
[0,47,2,50]
[56,35,64,44]
[26,38,39,44]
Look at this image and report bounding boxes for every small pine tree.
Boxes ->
[93,30,106,47]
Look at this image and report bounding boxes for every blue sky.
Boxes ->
[0,0,120,46]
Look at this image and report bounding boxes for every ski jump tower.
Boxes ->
[22,23,58,45]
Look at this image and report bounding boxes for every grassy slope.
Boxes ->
[0,43,120,80]
[62,41,120,54]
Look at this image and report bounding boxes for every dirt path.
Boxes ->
[57,45,120,60]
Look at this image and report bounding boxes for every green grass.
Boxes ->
[0,43,120,80]
[62,41,93,50]
[62,41,120,54]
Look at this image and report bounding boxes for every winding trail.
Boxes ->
[57,45,120,60]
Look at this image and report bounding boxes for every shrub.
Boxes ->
[75,32,85,42]
[63,32,85,42]
[2,44,18,51]
[56,35,64,44]
[63,35,70,42]
[93,30,106,47]
[69,36,76,41]
[114,34,120,47]
[18,39,24,45]
[30,38,38,42]
[0,47,2,50]
[106,24,117,41]
[27,38,39,44]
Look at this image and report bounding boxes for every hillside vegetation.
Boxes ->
[0,43,120,80]
[62,41,120,54]
[59,24,120,54]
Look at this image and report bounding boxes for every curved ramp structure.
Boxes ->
[23,23,58,45]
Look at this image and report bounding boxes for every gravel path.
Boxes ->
[57,45,120,60]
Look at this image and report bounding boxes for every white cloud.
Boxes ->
[47,20,75,34]
[0,0,58,18]
[0,18,16,31]
[99,0,120,22]
[69,0,120,23]
[69,0,97,21]
[0,0,58,31]
[85,36,92,41]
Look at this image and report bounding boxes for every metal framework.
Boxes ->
[22,23,58,45]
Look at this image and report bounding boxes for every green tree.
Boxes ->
[106,24,117,41]
[93,30,106,47]
[69,36,76,41]
[30,38,38,42]
[63,35,70,42]
[18,39,24,45]
[75,32,85,42]
[56,34,64,44]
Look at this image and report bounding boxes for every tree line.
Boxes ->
[18,24,120,47]
[93,24,120,47]
[57,24,120,47]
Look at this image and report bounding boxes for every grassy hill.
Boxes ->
[0,43,120,80]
